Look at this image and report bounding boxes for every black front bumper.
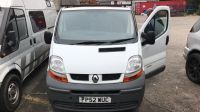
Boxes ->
[48,87,144,112]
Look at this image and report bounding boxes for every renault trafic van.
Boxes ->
[45,6,170,112]
[0,0,57,111]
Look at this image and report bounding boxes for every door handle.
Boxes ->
[166,36,169,45]
[33,38,36,44]
[30,39,33,45]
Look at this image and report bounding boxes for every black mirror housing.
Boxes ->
[44,31,52,44]
[1,31,19,57]
[141,31,155,46]
[7,31,18,47]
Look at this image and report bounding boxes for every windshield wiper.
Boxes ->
[109,38,134,44]
[73,41,107,45]
[71,38,134,45]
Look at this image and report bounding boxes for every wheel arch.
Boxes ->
[188,49,200,56]
[0,64,22,85]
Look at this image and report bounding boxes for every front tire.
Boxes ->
[0,74,22,112]
[186,53,200,84]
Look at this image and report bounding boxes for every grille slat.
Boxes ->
[70,74,89,81]
[54,101,137,110]
[74,103,116,109]
[71,90,120,94]
[102,74,121,81]
[70,73,121,81]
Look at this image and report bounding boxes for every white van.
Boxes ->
[45,6,170,112]
[0,0,57,111]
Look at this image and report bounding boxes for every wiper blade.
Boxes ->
[109,38,134,44]
[72,38,134,45]
[74,41,107,45]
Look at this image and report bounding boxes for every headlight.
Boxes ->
[49,55,66,74]
[126,56,142,74]
[124,56,143,83]
[48,56,68,83]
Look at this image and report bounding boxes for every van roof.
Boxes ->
[0,0,55,10]
[62,7,131,11]
[0,0,24,7]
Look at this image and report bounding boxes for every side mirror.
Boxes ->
[141,31,155,46]
[1,30,19,57]
[7,31,17,47]
[44,31,52,44]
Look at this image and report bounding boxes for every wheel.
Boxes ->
[0,74,22,112]
[186,53,200,84]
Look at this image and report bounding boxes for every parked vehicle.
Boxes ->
[184,18,200,84]
[135,0,186,16]
[0,0,57,111]
[141,8,153,16]
[45,6,170,112]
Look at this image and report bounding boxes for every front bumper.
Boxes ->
[47,74,145,112]
[48,87,144,112]
[183,47,190,59]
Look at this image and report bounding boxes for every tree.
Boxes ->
[188,0,200,7]
[187,0,200,15]
[188,0,200,4]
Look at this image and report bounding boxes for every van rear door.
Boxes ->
[140,6,170,78]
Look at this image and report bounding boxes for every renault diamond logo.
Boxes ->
[92,75,99,83]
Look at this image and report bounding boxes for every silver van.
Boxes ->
[0,0,57,111]
[184,18,200,84]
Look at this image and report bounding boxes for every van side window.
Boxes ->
[29,11,46,33]
[3,9,19,55]
[14,9,28,40]
[144,10,168,39]
[190,19,200,33]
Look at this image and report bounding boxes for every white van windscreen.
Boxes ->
[56,10,136,44]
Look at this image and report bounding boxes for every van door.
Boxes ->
[140,6,170,78]
[29,11,47,67]
[2,8,35,77]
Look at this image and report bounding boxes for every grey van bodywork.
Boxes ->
[0,0,57,111]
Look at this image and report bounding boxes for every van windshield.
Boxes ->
[55,10,136,45]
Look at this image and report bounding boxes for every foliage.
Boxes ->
[187,0,200,5]
[187,0,200,14]
[197,7,200,15]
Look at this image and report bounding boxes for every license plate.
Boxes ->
[79,97,111,103]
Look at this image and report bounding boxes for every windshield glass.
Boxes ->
[0,7,5,27]
[55,10,136,44]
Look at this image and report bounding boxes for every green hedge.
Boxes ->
[197,8,200,15]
